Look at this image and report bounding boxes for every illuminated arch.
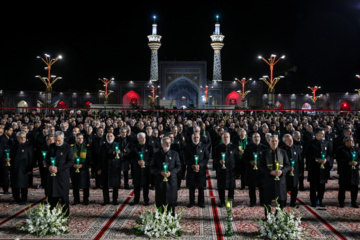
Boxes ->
[123,90,141,106]
[85,101,92,109]
[274,100,284,110]
[340,102,351,111]
[301,102,312,110]
[57,100,67,109]
[225,91,242,107]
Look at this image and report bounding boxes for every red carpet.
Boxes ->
[0,160,359,239]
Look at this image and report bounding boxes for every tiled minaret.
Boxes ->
[210,15,224,82]
[147,16,162,82]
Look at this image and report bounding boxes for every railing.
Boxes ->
[0,106,358,115]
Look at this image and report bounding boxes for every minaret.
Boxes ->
[147,16,162,82]
[210,15,224,82]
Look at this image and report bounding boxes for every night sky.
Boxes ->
[2,0,360,94]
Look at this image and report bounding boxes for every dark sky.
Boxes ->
[2,0,360,94]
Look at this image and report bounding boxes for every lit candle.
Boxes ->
[291,159,295,168]
[5,149,10,159]
[75,156,80,173]
[290,159,295,176]
[194,155,199,165]
[320,152,325,169]
[352,152,356,169]
[275,161,280,180]
[253,152,258,170]
[41,151,47,160]
[221,152,226,169]
[114,142,120,159]
[163,162,169,182]
[42,151,47,167]
[50,157,56,176]
[139,152,145,168]
[5,149,10,166]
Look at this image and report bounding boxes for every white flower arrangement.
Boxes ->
[254,199,306,240]
[18,201,69,237]
[133,205,185,239]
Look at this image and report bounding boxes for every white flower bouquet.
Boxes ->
[18,201,69,237]
[254,199,306,240]
[133,205,185,239]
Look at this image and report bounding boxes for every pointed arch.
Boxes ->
[165,77,199,107]
[225,91,242,107]
[123,90,141,106]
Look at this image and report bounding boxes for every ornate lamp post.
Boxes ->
[236,77,252,108]
[99,78,114,104]
[355,75,360,94]
[148,85,160,106]
[35,54,62,106]
[258,54,285,108]
[308,86,321,103]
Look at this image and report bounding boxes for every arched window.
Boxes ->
[17,100,28,113]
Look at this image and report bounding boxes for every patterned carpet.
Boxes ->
[0,160,359,240]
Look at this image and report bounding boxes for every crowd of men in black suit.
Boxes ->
[0,111,359,217]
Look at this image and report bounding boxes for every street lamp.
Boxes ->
[308,86,321,103]
[148,85,160,106]
[258,54,285,108]
[236,77,252,108]
[200,85,213,105]
[35,54,62,92]
[99,78,114,104]
[355,75,360,95]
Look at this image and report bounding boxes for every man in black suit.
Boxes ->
[150,136,181,216]
[214,132,240,207]
[243,132,266,207]
[258,135,290,216]
[10,131,34,204]
[45,131,74,217]
[184,132,209,208]
[336,136,360,208]
[129,132,154,206]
